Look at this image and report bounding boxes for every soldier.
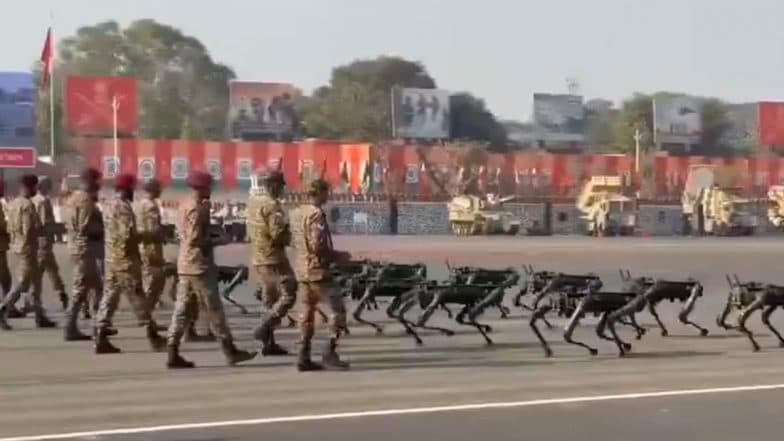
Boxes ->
[0,181,12,300]
[247,168,295,356]
[62,168,105,341]
[33,176,68,310]
[93,173,166,354]
[134,179,167,330]
[291,179,352,371]
[0,175,56,330]
[165,170,256,369]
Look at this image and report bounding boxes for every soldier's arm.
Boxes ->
[22,203,37,243]
[264,204,291,247]
[137,204,163,243]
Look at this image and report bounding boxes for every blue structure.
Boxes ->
[0,71,36,148]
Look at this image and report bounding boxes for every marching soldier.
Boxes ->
[134,179,167,330]
[165,170,256,369]
[33,176,68,310]
[93,173,166,354]
[62,168,104,341]
[291,179,352,371]
[0,181,12,300]
[248,168,295,356]
[0,175,56,330]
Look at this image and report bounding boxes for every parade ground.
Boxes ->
[1,236,783,440]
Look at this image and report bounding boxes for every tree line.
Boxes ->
[33,19,760,156]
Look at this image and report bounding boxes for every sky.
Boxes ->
[1,0,782,121]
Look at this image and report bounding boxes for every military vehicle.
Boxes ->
[767,185,784,229]
[682,164,757,236]
[576,175,636,236]
[447,194,521,236]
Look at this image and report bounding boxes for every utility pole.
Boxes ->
[112,94,120,174]
[633,128,642,174]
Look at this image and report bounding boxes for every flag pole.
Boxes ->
[48,11,55,161]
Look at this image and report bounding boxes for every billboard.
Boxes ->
[0,72,35,148]
[392,87,450,139]
[758,102,784,146]
[228,81,299,140]
[532,93,585,143]
[65,76,138,137]
[653,96,702,145]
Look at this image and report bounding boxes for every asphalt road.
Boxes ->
[1,236,783,440]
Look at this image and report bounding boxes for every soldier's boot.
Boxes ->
[81,302,91,320]
[146,325,167,352]
[321,338,350,371]
[35,311,57,328]
[106,327,118,336]
[93,328,121,354]
[63,313,91,341]
[166,345,195,369]
[254,316,289,356]
[6,305,26,319]
[296,342,323,372]
[220,339,257,366]
[0,307,11,331]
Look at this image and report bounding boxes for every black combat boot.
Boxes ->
[220,339,257,366]
[167,345,195,369]
[296,342,323,372]
[254,316,289,356]
[63,313,91,341]
[93,328,121,354]
[146,324,167,352]
[58,292,69,310]
[0,307,11,331]
[6,305,26,319]
[322,338,349,371]
[35,311,57,328]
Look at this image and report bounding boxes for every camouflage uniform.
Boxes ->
[165,193,255,368]
[32,193,67,305]
[0,202,11,296]
[292,202,349,370]
[134,196,166,324]
[62,190,105,340]
[248,192,296,353]
[94,197,151,334]
[0,195,52,328]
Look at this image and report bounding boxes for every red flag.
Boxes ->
[40,28,53,86]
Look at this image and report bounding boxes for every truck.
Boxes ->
[682,164,757,236]
[576,175,637,236]
[447,194,521,236]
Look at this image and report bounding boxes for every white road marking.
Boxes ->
[2,383,783,440]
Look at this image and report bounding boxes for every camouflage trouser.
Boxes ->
[141,264,166,321]
[1,255,42,314]
[95,266,151,331]
[65,254,103,327]
[254,262,297,319]
[36,249,66,296]
[297,281,346,344]
[167,269,233,346]
[0,251,11,296]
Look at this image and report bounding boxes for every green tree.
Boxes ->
[612,93,655,154]
[696,98,731,154]
[584,99,618,152]
[449,92,508,150]
[298,56,435,141]
[57,19,235,140]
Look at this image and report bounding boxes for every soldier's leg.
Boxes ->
[42,251,68,309]
[142,266,166,326]
[63,256,91,341]
[0,256,35,330]
[0,251,11,296]
[166,277,196,369]
[190,271,256,366]
[320,282,349,370]
[93,270,123,354]
[253,264,295,355]
[296,282,323,371]
[27,256,55,328]
[125,268,166,351]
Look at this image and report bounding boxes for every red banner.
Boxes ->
[759,102,784,146]
[65,76,138,136]
[0,147,36,168]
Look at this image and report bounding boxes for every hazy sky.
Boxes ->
[1,0,782,120]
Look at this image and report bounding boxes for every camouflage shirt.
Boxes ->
[291,203,334,282]
[64,190,104,256]
[103,198,141,271]
[247,194,291,265]
[32,194,56,252]
[134,197,165,266]
[176,196,214,276]
[0,202,8,252]
[7,196,40,257]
